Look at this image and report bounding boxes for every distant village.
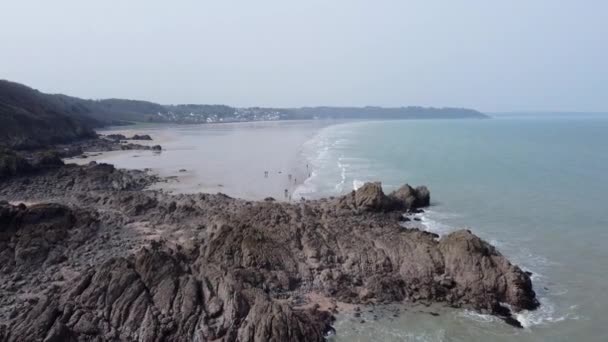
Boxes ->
[154,107,285,123]
[149,105,487,124]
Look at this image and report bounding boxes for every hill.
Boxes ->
[0,79,488,148]
[0,80,98,149]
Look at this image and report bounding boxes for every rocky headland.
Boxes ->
[0,145,539,341]
[0,79,535,342]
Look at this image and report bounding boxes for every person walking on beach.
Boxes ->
[284,189,288,198]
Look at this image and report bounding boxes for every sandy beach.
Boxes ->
[65,120,331,200]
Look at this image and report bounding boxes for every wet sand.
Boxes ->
[65,121,331,200]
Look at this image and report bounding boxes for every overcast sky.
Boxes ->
[1,0,606,112]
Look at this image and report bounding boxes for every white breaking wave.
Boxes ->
[415,210,458,236]
[458,310,498,324]
[458,298,579,329]
[515,296,580,328]
[292,170,318,199]
[352,179,365,190]
[334,157,348,192]
[416,210,579,329]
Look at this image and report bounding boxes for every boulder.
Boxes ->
[388,184,431,211]
[414,186,430,207]
[439,229,539,312]
[104,134,127,141]
[131,134,152,141]
[388,184,416,211]
[354,182,391,211]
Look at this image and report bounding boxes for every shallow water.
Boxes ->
[295,115,608,341]
[71,120,330,200]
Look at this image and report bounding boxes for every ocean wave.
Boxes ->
[458,310,498,324]
[515,299,579,328]
[458,298,579,330]
[415,211,458,236]
[416,211,578,330]
[292,171,318,199]
[334,157,348,192]
[353,179,365,190]
[329,319,446,342]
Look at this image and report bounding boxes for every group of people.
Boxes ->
[264,164,310,201]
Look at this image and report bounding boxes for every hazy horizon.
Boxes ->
[1,0,606,112]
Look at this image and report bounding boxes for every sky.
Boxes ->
[1,0,606,112]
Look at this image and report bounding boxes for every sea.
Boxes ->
[293,114,608,341]
[91,114,608,341]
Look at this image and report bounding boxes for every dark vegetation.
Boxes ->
[0,79,488,149]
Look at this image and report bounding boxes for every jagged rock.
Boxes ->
[438,230,538,311]
[388,184,416,210]
[0,161,158,201]
[388,184,431,211]
[337,182,392,211]
[338,182,430,213]
[0,171,539,340]
[54,136,161,158]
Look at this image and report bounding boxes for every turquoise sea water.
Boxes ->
[294,115,608,341]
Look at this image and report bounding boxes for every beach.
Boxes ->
[65,120,332,200]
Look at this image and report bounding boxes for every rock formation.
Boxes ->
[0,162,539,341]
[132,134,152,141]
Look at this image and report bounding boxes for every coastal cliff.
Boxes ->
[0,157,538,341]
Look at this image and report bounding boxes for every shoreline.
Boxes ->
[65,120,331,201]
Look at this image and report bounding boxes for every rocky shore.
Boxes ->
[54,134,162,159]
[0,143,539,341]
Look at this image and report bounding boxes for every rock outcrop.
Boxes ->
[55,137,162,158]
[0,149,64,179]
[337,182,431,212]
[104,134,153,141]
[132,134,152,141]
[0,160,158,201]
[0,170,539,341]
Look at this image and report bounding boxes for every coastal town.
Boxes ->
[154,106,285,123]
